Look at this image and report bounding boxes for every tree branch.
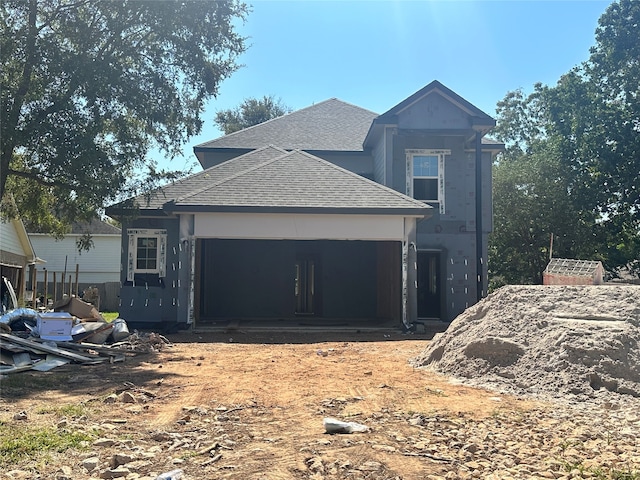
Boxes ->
[8,168,77,191]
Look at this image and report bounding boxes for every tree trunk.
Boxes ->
[1,0,37,202]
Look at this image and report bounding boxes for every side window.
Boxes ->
[406,149,449,214]
[127,229,167,281]
[136,237,158,271]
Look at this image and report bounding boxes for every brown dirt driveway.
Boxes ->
[1,330,543,479]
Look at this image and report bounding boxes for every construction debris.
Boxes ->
[0,324,170,375]
[323,417,369,434]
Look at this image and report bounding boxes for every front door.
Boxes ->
[417,251,441,319]
[295,257,315,315]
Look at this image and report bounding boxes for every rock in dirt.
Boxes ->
[413,285,640,404]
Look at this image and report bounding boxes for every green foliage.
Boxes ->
[1,0,248,232]
[0,424,94,466]
[214,95,292,134]
[490,0,640,283]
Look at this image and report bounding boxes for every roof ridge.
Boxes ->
[176,146,288,202]
[194,99,343,147]
[326,97,379,116]
[194,99,379,150]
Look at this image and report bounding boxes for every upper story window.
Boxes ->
[127,229,167,281]
[406,149,449,214]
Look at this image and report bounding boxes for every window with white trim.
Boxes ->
[127,229,167,281]
[406,149,449,214]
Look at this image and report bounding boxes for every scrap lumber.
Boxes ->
[0,333,99,363]
[35,338,133,356]
[0,329,155,374]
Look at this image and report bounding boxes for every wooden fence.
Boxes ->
[28,265,120,312]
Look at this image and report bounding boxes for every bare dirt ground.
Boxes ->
[1,329,543,480]
[2,324,639,479]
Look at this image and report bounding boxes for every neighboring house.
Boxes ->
[107,80,503,331]
[28,220,121,308]
[543,258,605,285]
[1,209,41,305]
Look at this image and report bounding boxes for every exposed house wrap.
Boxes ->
[107,81,503,330]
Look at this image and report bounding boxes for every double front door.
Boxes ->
[295,256,316,315]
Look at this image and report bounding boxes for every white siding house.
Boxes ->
[28,220,121,285]
[1,211,39,303]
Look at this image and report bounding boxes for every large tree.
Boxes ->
[490,90,598,286]
[1,0,248,233]
[490,0,640,282]
[214,95,291,135]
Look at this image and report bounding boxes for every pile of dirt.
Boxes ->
[413,285,640,404]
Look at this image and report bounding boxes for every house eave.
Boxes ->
[104,206,174,219]
[165,204,432,218]
[193,146,254,155]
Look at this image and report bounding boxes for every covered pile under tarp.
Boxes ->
[413,285,640,403]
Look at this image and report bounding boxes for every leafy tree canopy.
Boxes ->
[1,0,248,235]
[490,0,639,282]
[214,95,292,135]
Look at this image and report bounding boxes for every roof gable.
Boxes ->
[1,216,36,262]
[364,80,496,147]
[0,195,37,263]
[195,99,378,152]
[379,80,494,125]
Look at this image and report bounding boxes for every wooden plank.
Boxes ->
[0,339,48,355]
[0,334,97,363]
[32,339,132,356]
[0,364,35,374]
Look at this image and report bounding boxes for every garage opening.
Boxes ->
[195,239,401,327]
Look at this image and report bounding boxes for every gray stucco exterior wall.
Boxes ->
[369,130,493,322]
[117,216,186,328]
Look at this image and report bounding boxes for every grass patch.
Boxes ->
[561,460,640,479]
[35,403,91,418]
[0,372,71,392]
[0,424,94,466]
[558,438,640,479]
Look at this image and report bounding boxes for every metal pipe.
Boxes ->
[475,131,484,301]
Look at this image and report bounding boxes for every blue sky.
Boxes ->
[160,0,612,172]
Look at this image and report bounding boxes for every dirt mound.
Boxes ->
[413,285,640,404]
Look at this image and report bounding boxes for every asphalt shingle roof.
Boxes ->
[128,146,288,210]
[71,220,121,235]
[28,219,121,235]
[111,146,430,216]
[171,148,430,215]
[195,99,378,152]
